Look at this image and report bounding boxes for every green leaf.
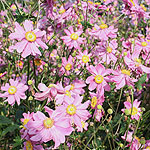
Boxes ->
[13,136,22,148]
[135,73,147,90]
[0,115,12,125]
[1,124,19,137]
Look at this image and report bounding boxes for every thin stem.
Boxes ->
[83,114,109,150]
[115,88,123,116]
[123,89,134,150]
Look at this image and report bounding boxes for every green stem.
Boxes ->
[123,89,134,150]
[115,88,123,116]
[83,114,109,150]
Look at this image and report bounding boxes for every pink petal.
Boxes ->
[23,20,33,32]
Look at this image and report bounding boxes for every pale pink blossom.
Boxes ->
[61,26,85,49]
[76,50,92,67]
[0,79,28,106]
[9,20,48,58]
[56,95,91,128]
[86,64,111,96]
[124,51,150,74]
[27,108,74,149]
[121,99,141,120]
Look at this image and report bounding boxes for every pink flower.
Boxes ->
[69,79,86,95]
[0,79,28,106]
[90,92,104,109]
[124,51,150,74]
[9,20,48,58]
[0,71,7,78]
[95,39,118,64]
[23,140,44,150]
[90,24,117,40]
[134,39,150,54]
[94,108,104,122]
[27,108,74,149]
[61,55,74,75]
[56,95,91,128]
[121,131,133,143]
[86,64,111,96]
[76,50,92,67]
[20,112,34,140]
[61,26,85,49]
[55,83,73,105]
[35,83,58,104]
[121,99,141,120]
[76,120,88,132]
[121,131,141,150]
[111,69,136,89]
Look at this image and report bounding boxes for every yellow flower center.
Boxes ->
[65,63,72,71]
[8,86,17,95]
[81,121,85,128]
[146,146,150,150]
[70,33,79,40]
[129,107,138,116]
[26,141,33,150]
[88,1,93,4]
[107,46,112,53]
[135,58,141,67]
[141,42,148,47]
[82,55,90,63]
[95,75,104,84]
[0,73,3,76]
[130,0,135,6]
[91,96,97,108]
[25,31,36,42]
[99,24,108,29]
[121,69,130,76]
[59,9,66,14]
[34,58,42,66]
[66,104,76,115]
[65,90,71,98]
[43,118,54,128]
[70,84,75,90]
[95,2,101,5]
[23,119,30,129]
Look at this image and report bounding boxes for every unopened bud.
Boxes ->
[119,143,124,148]
[124,52,127,56]
[28,96,33,101]
[107,108,113,114]
[97,105,102,110]
[56,55,59,59]
[124,109,130,116]
[28,80,33,85]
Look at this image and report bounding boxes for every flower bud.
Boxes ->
[56,55,59,59]
[45,63,48,67]
[28,80,33,85]
[124,52,127,56]
[119,143,124,148]
[107,108,113,114]
[128,86,133,90]
[58,64,62,68]
[97,105,102,110]
[141,107,145,112]
[28,96,33,101]
[124,109,130,115]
